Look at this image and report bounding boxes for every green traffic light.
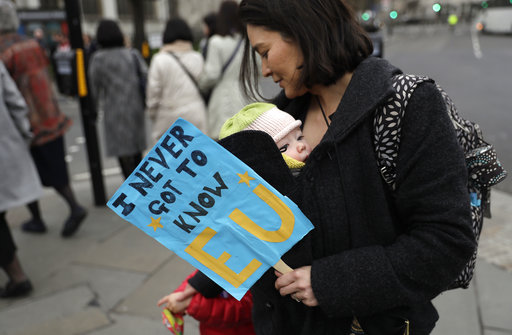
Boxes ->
[481,1,488,8]
[362,12,370,21]
[433,3,441,12]
[389,10,398,19]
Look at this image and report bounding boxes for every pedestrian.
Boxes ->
[158,270,255,335]
[179,0,477,334]
[199,12,217,59]
[88,19,147,179]
[0,61,42,298]
[199,0,250,139]
[0,0,87,238]
[146,18,207,143]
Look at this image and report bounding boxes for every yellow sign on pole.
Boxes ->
[75,48,88,97]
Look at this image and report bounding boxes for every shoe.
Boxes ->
[61,207,87,237]
[0,280,33,298]
[21,219,47,233]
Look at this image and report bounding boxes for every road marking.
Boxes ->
[471,28,483,59]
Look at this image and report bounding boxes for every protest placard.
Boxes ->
[107,118,314,300]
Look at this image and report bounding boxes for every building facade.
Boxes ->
[14,0,227,49]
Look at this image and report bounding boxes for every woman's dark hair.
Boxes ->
[216,0,243,36]
[239,0,373,99]
[163,18,193,44]
[203,12,218,38]
[96,19,124,48]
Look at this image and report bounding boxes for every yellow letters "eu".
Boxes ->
[229,184,294,242]
[184,184,295,288]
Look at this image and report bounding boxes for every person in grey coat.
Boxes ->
[0,61,42,298]
[89,19,147,179]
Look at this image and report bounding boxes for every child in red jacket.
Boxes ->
[158,270,255,335]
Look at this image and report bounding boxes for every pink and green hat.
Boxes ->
[219,102,302,142]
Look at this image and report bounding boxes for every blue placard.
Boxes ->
[107,119,314,300]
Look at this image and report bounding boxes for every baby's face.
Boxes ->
[276,127,312,162]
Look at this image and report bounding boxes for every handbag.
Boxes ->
[131,51,147,107]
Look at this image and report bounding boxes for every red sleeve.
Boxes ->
[173,270,198,293]
[187,291,254,328]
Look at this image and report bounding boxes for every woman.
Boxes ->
[199,12,217,59]
[199,0,249,139]
[0,61,41,297]
[88,19,147,179]
[0,0,86,237]
[177,1,476,334]
[146,18,207,143]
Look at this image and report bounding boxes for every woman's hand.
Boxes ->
[275,266,319,306]
[157,283,197,314]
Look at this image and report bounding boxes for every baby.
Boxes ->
[219,102,312,174]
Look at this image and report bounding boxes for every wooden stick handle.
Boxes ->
[273,259,293,274]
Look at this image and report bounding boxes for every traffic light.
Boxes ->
[481,1,488,8]
[389,10,398,20]
[433,3,441,12]
[361,12,371,21]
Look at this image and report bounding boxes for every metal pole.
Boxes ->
[64,0,107,206]
[130,0,145,54]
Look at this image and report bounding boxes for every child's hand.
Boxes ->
[157,288,195,314]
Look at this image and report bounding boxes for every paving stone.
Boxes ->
[432,282,480,335]
[0,286,95,335]
[115,254,195,319]
[479,190,512,272]
[12,307,110,335]
[75,224,172,273]
[475,262,512,331]
[86,313,200,335]
[484,329,512,335]
[36,264,147,312]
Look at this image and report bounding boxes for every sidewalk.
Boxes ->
[1,128,511,334]
[1,173,511,335]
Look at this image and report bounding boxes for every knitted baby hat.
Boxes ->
[219,102,302,142]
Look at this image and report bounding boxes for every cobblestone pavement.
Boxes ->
[478,190,512,272]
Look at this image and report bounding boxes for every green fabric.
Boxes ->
[282,153,305,169]
[218,102,276,139]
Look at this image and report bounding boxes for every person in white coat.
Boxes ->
[0,61,42,298]
[199,0,251,139]
[146,18,207,143]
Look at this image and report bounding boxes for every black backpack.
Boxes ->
[373,74,507,289]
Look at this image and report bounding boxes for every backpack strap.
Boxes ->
[373,74,432,190]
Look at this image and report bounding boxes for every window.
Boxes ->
[40,0,62,9]
[117,0,157,20]
[81,0,101,17]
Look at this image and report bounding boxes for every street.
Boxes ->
[1,23,510,335]
[63,22,512,198]
[384,23,512,193]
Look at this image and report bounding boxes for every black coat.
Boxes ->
[190,57,476,335]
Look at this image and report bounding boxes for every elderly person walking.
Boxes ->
[0,61,42,298]
[0,0,87,237]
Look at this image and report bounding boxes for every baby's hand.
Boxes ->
[157,291,192,314]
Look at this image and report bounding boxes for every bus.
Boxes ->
[475,0,512,34]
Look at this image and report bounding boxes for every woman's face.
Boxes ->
[247,24,307,99]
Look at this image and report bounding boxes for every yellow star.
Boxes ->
[237,171,255,187]
[148,216,163,231]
